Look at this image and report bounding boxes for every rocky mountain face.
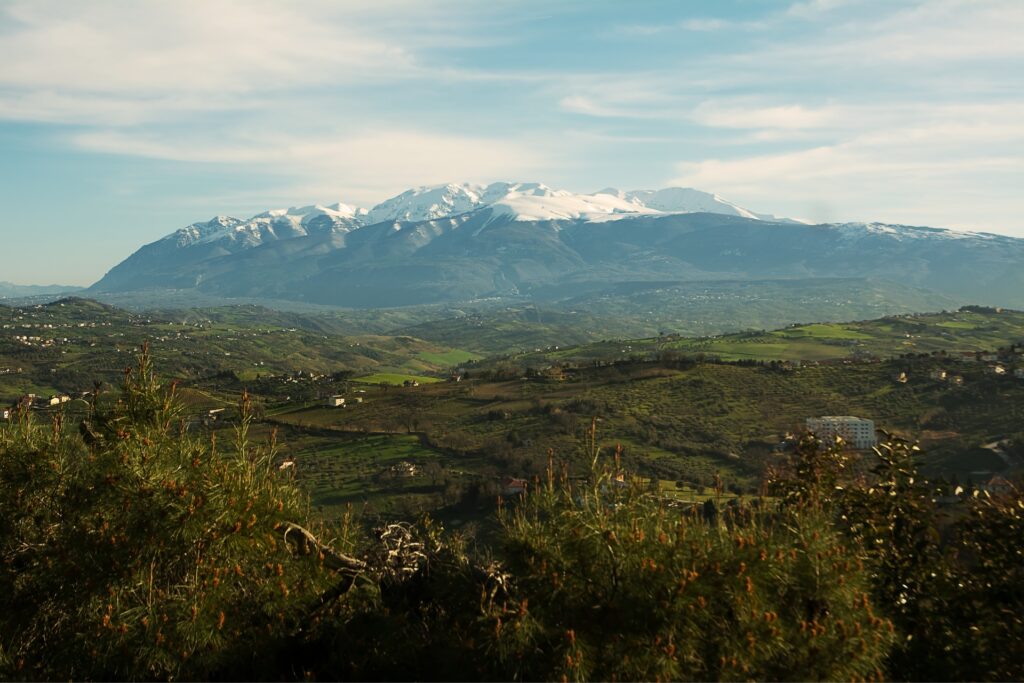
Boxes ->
[90,183,1024,309]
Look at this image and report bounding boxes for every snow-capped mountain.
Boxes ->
[605,188,802,223]
[154,181,996,257]
[90,181,1024,309]
[361,182,792,225]
[167,204,365,251]
[149,183,792,254]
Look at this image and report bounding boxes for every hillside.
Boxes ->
[498,306,1024,366]
[3,301,1022,524]
[395,278,957,354]
[0,298,476,401]
[265,352,1024,524]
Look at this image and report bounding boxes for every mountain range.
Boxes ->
[0,281,84,298]
[89,183,1024,310]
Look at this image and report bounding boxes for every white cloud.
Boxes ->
[558,95,673,119]
[0,0,418,123]
[670,122,1024,231]
[679,18,730,31]
[763,0,1024,68]
[617,16,767,36]
[786,0,859,19]
[0,0,568,208]
[691,102,844,131]
[71,127,553,207]
[2,0,1023,238]
[611,1,1024,232]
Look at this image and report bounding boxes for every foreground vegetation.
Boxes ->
[1,353,1021,680]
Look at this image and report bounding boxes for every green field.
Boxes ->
[0,298,473,407]
[5,299,1023,529]
[416,349,481,366]
[352,373,445,385]
[271,354,1024,505]
[495,308,1024,366]
[280,433,448,518]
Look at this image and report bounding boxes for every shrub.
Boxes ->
[2,352,1020,681]
[834,436,1024,681]
[487,442,895,681]
[0,348,351,680]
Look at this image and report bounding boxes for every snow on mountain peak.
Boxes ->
[160,182,799,251]
[165,216,243,248]
[365,183,485,225]
[363,181,600,225]
[361,181,783,225]
[490,187,658,222]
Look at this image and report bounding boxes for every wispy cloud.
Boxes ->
[671,116,1024,230]
[618,17,766,36]
[0,0,571,207]
[785,0,859,19]
[561,0,1024,231]
[1,0,1022,244]
[71,127,554,206]
[1,2,412,89]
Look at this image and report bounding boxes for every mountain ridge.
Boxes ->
[89,182,1024,310]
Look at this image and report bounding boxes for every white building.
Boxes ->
[806,416,877,449]
[326,396,345,407]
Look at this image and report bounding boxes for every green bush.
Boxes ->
[0,349,344,680]
[1,354,1021,681]
[831,435,1024,681]
[489,447,895,681]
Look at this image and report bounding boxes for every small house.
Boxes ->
[502,477,529,496]
[545,366,566,381]
[929,369,947,381]
[389,461,419,477]
[326,396,346,407]
[981,475,1014,496]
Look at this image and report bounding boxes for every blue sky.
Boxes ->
[1,0,1022,285]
